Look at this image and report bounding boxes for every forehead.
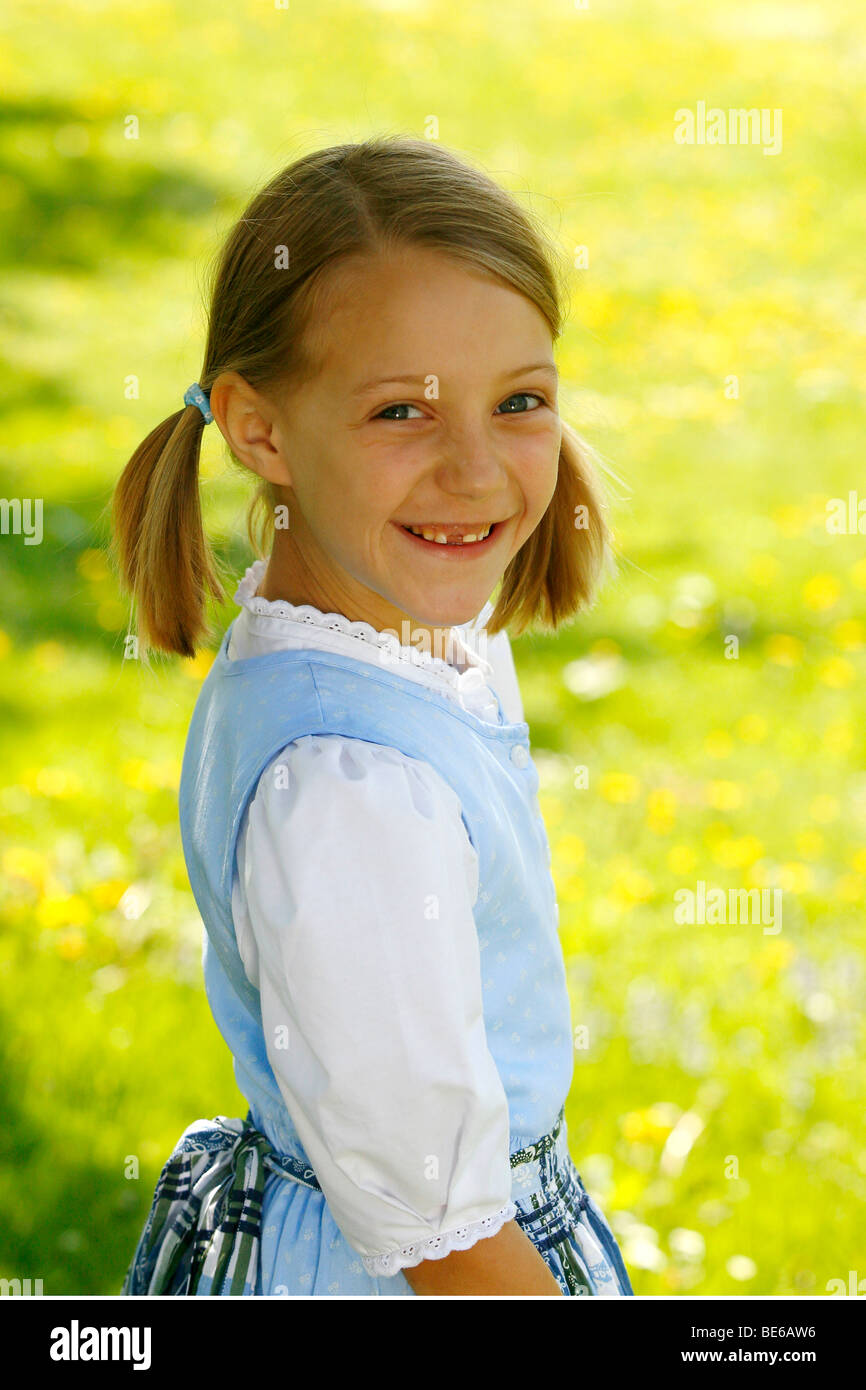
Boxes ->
[306,247,552,383]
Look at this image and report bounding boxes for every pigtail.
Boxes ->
[110,402,227,660]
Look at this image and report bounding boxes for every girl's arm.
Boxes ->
[402,1219,563,1296]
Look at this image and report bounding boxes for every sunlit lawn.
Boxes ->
[1,0,864,1295]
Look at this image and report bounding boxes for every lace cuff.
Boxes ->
[360,1200,518,1278]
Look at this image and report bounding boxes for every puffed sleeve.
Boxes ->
[231,733,517,1278]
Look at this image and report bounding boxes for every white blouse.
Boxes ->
[228,561,525,1277]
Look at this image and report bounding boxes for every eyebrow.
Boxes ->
[352,362,559,396]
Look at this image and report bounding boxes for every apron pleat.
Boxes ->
[511,1114,634,1297]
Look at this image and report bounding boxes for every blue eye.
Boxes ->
[374,403,425,421]
[495,392,547,414]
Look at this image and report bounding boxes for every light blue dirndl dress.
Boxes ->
[122,622,634,1297]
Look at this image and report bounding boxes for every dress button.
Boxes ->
[510,743,529,768]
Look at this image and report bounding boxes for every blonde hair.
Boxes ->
[111,135,615,659]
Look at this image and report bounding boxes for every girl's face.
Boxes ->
[223,244,561,642]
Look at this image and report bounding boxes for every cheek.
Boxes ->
[314,493,389,573]
[295,460,378,540]
[290,479,363,566]
[516,431,561,515]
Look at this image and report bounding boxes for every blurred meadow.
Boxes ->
[1,0,864,1297]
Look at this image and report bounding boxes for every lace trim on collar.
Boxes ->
[233,560,495,691]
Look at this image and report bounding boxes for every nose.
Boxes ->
[433,425,510,501]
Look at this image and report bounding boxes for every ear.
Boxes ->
[209,371,293,487]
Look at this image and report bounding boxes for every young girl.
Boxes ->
[113,135,634,1298]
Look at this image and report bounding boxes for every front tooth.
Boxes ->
[408,524,491,542]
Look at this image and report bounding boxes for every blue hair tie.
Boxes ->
[183,382,213,424]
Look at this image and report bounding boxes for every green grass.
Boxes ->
[1,0,864,1296]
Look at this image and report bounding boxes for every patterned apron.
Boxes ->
[122,1105,633,1297]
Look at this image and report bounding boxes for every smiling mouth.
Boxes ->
[396,520,504,547]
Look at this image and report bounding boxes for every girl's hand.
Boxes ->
[401,1218,564,1296]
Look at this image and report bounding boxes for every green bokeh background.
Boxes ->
[1,0,864,1297]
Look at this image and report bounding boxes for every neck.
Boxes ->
[255,529,475,671]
